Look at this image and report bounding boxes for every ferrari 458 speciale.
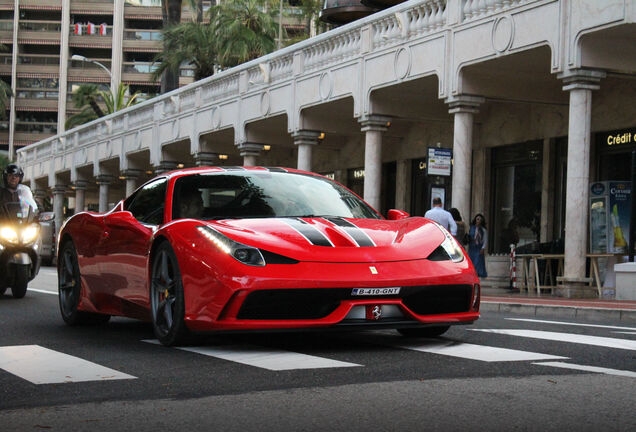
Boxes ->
[58,167,480,345]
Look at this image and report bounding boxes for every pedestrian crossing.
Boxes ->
[0,345,136,384]
[1,319,634,384]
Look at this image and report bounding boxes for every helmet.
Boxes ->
[3,164,24,187]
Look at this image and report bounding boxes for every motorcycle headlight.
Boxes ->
[22,224,40,244]
[0,226,19,244]
[197,225,265,267]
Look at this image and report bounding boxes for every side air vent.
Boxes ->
[427,245,450,261]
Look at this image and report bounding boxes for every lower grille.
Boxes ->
[237,285,473,320]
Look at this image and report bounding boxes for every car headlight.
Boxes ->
[0,226,19,244]
[22,224,40,244]
[197,225,265,267]
[440,236,464,263]
[429,221,465,263]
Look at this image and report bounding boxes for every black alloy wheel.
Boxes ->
[58,240,110,325]
[151,242,190,346]
[398,325,450,338]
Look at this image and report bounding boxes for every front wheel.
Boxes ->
[398,326,450,338]
[11,265,29,299]
[150,242,191,346]
[58,240,110,325]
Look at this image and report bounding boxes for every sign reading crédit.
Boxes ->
[604,129,635,146]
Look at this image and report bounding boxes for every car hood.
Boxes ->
[203,217,446,263]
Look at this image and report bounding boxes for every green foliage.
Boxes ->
[66,83,140,129]
[0,44,12,118]
[0,79,11,120]
[209,0,280,68]
[0,153,10,173]
[152,21,218,81]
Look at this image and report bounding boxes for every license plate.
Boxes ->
[351,287,401,296]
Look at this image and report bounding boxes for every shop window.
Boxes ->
[491,142,542,254]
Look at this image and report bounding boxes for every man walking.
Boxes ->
[424,197,457,236]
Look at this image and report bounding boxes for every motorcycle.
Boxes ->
[0,185,41,298]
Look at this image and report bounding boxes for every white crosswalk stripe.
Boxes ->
[0,345,136,384]
[470,329,636,351]
[393,340,567,362]
[142,339,361,370]
[506,318,636,332]
[533,361,636,378]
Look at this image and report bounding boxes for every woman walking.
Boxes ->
[468,213,488,277]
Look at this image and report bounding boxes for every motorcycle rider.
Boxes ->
[1,164,38,220]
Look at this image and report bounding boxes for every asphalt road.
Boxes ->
[0,267,635,431]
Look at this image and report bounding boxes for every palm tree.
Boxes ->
[161,0,183,92]
[152,21,218,82]
[66,83,140,129]
[210,0,280,68]
[0,43,12,119]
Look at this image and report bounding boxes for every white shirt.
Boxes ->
[424,206,457,236]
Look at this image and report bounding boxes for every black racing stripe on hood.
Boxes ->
[283,218,334,247]
[324,217,376,247]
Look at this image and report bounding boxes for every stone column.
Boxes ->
[96,176,113,213]
[56,0,71,135]
[292,130,321,172]
[52,185,66,239]
[557,69,605,297]
[359,115,390,210]
[446,95,484,223]
[73,181,87,213]
[238,143,263,167]
[111,0,125,91]
[194,152,218,167]
[121,170,142,197]
[154,161,179,175]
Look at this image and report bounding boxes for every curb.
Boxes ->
[480,301,636,324]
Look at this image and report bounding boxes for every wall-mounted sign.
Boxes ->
[427,148,452,176]
[352,169,365,179]
[600,128,636,146]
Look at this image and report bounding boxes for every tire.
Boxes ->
[11,265,29,299]
[150,242,191,346]
[398,325,450,338]
[58,240,110,325]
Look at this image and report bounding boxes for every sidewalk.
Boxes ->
[481,293,636,324]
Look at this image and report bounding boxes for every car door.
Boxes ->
[96,178,167,318]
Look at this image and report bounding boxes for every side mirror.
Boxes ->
[387,209,410,220]
[104,211,137,228]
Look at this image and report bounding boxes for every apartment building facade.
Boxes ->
[0,0,246,157]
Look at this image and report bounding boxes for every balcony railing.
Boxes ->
[19,21,62,32]
[123,61,159,74]
[16,89,60,100]
[18,55,60,66]
[15,121,58,134]
[0,20,13,31]
[124,29,162,41]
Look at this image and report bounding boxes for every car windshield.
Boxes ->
[171,171,381,221]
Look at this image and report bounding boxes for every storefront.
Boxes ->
[489,141,543,254]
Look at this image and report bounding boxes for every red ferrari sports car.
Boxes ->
[58,167,480,345]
